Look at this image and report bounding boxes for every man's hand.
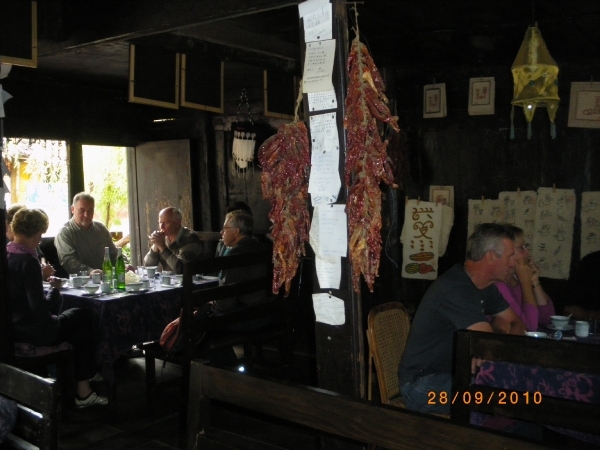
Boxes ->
[149,231,166,253]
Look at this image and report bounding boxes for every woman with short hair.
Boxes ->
[7,208,107,408]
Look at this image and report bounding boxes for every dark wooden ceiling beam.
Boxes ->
[38,0,301,56]
[132,33,300,73]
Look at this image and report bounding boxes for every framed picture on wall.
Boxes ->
[264,70,297,120]
[180,54,224,113]
[429,185,454,209]
[0,0,37,68]
[423,83,447,118]
[128,44,180,109]
[568,82,600,128]
[468,77,495,115]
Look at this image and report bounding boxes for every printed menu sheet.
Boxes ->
[499,190,537,243]
[580,191,600,258]
[400,200,442,280]
[312,293,345,325]
[302,3,332,42]
[307,90,337,112]
[532,187,576,280]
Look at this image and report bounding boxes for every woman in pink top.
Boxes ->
[495,226,555,331]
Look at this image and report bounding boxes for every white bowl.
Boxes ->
[83,284,99,294]
[550,315,570,329]
[127,282,143,291]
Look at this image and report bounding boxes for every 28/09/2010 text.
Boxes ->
[428,391,542,406]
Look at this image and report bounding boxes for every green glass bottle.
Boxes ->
[116,247,126,290]
[102,247,113,284]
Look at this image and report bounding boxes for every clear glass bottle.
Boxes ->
[102,247,113,283]
[115,247,126,290]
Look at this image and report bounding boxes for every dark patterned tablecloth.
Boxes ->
[60,279,218,383]
[471,349,600,445]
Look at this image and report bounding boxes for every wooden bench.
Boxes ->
[140,247,297,433]
[186,361,548,450]
[0,363,59,450]
[452,330,600,435]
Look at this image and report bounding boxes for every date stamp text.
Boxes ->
[428,391,542,406]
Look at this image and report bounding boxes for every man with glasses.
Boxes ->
[144,206,202,274]
[495,224,555,331]
[55,192,118,275]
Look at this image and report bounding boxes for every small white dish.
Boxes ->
[82,284,99,294]
[525,331,548,338]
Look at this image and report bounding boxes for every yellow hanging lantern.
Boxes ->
[510,25,559,139]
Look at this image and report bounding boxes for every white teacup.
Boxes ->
[161,275,171,286]
[92,273,102,284]
[71,276,85,288]
[575,321,590,338]
[100,282,112,294]
[174,274,183,284]
[146,267,156,278]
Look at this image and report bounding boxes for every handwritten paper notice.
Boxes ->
[307,90,337,112]
[298,0,329,18]
[303,3,332,42]
[400,200,442,280]
[467,199,505,239]
[312,293,345,325]
[302,40,336,93]
[532,187,576,280]
[309,204,347,258]
[499,190,537,243]
[580,191,600,258]
[315,254,341,289]
[309,112,340,204]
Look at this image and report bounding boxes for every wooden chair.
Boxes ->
[366,302,410,407]
[0,282,74,418]
[0,363,60,450]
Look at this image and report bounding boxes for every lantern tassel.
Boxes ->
[527,122,532,139]
[551,122,556,139]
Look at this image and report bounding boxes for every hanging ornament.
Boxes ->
[231,89,256,177]
[510,24,560,140]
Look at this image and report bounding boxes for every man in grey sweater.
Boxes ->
[55,192,118,275]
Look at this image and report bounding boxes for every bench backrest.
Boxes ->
[453,330,600,434]
[187,361,547,450]
[179,246,279,367]
[0,363,58,450]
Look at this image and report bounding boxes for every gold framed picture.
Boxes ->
[180,54,224,113]
[128,44,180,109]
[0,1,37,68]
[568,82,600,128]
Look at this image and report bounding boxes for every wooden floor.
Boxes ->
[56,344,319,450]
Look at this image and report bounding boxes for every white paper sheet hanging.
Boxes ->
[303,3,332,42]
[312,293,345,325]
[532,187,576,280]
[467,199,505,239]
[302,40,336,93]
[307,90,337,112]
[499,190,537,243]
[400,200,442,279]
[580,191,600,258]
[308,112,340,205]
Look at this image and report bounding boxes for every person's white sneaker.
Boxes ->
[75,391,108,408]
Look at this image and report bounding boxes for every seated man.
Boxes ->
[216,201,253,257]
[144,207,202,274]
[398,223,525,415]
[55,192,118,275]
[214,209,267,314]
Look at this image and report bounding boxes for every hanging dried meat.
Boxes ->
[344,32,399,293]
[258,120,311,296]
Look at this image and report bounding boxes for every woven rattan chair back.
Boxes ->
[366,302,410,404]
